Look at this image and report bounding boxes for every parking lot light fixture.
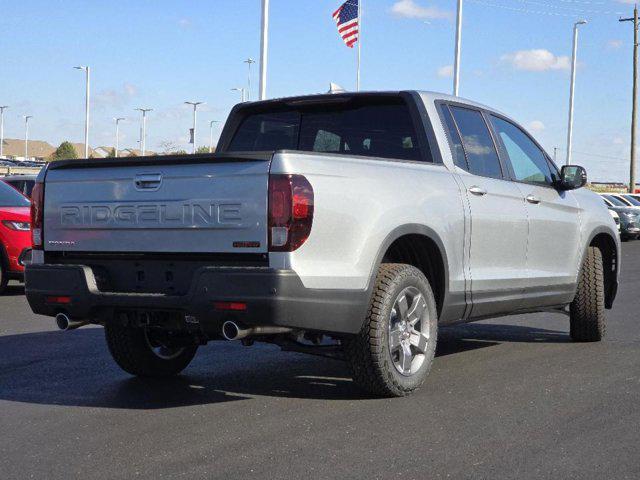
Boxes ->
[135,108,152,156]
[231,87,246,103]
[74,66,90,158]
[209,120,219,153]
[185,101,204,154]
[244,58,256,101]
[566,20,587,166]
[114,117,125,158]
[0,106,8,158]
[23,115,33,161]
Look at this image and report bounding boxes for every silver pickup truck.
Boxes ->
[25,91,620,397]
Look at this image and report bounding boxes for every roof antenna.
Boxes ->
[328,82,347,94]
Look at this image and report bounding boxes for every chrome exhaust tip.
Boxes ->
[222,321,242,341]
[221,321,292,341]
[55,313,88,331]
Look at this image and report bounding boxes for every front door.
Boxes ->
[488,114,582,307]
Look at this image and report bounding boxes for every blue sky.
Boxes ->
[0,0,636,181]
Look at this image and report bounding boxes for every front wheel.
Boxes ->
[344,264,438,397]
[570,246,606,342]
[0,260,8,295]
[105,321,198,377]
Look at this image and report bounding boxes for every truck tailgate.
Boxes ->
[43,159,269,254]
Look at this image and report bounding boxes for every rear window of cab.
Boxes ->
[226,98,431,162]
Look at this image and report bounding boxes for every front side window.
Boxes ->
[227,99,429,162]
[490,116,553,185]
[449,106,502,179]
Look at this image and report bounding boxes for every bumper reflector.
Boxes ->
[214,302,247,311]
[46,296,72,304]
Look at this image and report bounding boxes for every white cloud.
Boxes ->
[178,18,192,29]
[93,83,138,110]
[501,49,570,72]
[528,120,545,132]
[437,65,453,78]
[617,1,636,4]
[390,0,451,20]
[608,39,623,49]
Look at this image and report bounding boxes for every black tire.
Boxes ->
[344,264,438,397]
[105,321,198,377]
[570,246,606,342]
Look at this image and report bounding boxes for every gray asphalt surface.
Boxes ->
[1,243,639,480]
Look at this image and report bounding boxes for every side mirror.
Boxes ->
[560,165,587,190]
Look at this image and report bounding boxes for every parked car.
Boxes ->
[2,174,37,198]
[25,91,620,397]
[609,209,621,233]
[620,194,640,208]
[0,180,31,293]
[601,195,640,241]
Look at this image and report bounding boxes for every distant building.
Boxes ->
[1,138,55,161]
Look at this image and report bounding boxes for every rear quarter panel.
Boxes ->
[269,151,467,307]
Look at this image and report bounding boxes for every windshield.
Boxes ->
[603,195,628,207]
[226,98,428,162]
[0,180,30,207]
[622,195,640,206]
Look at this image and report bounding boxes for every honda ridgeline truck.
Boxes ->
[25,91,620,397]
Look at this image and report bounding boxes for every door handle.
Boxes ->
[134,173,162,191]
[468,186,487,196]
[526,194,541,205]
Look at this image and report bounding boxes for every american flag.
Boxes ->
[333,0,359,48]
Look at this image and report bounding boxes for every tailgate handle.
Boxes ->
[134,173,162,191]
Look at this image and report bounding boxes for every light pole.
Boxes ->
[23,115,33,161]
[114,117,125,158]
[621,7,639,193]
[244,58,255,101]
[453,0,463,96]
[185,101,204,154]
[209,120,219,153]
[0,106,8,158]
[232,87,246,103]
[74,66,90,158]
[566,20,587,166]
[259,0,269,100]
[135,108,152,156]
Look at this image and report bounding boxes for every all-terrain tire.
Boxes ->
[570,246,606,342]
[105,321,198,377]
[344,263,438,397]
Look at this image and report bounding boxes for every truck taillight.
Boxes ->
[268,174,314,252]
[30,182,44,250]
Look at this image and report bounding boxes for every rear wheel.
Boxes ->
[105,321,198,377]
[570,246,606,342]
[344,264,438,397]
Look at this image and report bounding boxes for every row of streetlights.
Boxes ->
[0,106,33,161]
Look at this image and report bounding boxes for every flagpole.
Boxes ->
[357,0,362,91]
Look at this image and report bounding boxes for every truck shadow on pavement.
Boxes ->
[0,322,570,408]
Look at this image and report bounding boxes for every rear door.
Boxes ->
[43,157,270,254]
[488,114,581,304]
[442,104,529,318]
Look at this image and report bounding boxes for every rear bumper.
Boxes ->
[25,264,368,335]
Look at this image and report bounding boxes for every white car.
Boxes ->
[609,209,621,232]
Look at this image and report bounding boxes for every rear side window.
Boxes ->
[441,106,467,170]
[449,106,502,179]
[227,99,428,162]
[0,181,30,207]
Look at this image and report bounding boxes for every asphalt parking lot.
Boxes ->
[1,242,639,480]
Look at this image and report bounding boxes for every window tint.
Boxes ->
[603,194,627,207]
[449,106,502,179]
[0,181,30,207]
[622,195,640,206]
[441,106,467,170]
[490,116,553,185]
[228,111,299,151]
[227,100,429,162]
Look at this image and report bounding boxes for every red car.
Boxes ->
[0,180,31,293]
